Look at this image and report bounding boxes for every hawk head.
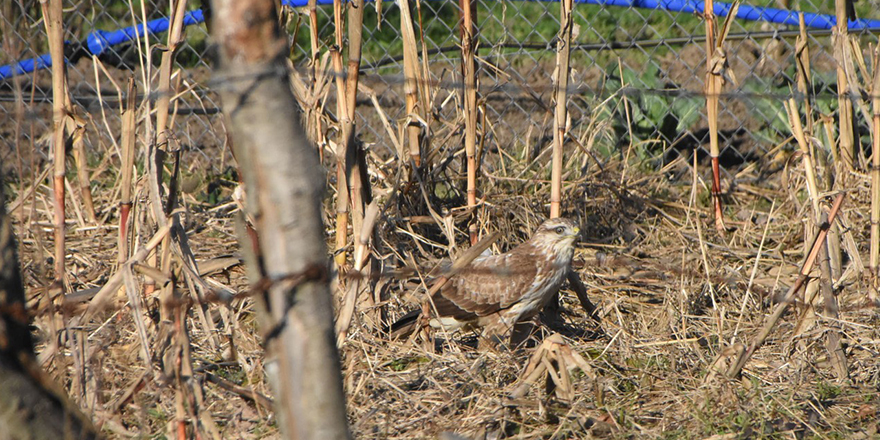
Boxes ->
[530,218,580,253]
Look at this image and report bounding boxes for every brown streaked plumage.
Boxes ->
[388,218,580,339]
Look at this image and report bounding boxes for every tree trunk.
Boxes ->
[0,174,98,438]
[206,1,352,439]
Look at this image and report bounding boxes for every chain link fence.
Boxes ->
[1,0,879,185]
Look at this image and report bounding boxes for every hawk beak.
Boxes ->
[572,226,580,238]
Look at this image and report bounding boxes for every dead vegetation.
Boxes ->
[2,0,880,438]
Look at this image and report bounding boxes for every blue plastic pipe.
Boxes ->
[0,54,53,79]
[0,8,205,80]
[84,9,205,56]
[3,0,880,81]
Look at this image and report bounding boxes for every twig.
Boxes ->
[550,0,573,219]
[728,193,846,378]
[870,39,880,304]
[336,200,381,345]
[400,0,423,168]
[331,20,350,266]
[119,77,137,266]
[703,0,739,234]
[40,0,68,293]
[460,0,478,245]
[155,0,188,147]
[203,372,274,411]
[70,114,96,223]
[566,271,600,322]
[82,224,171,320]
[834,0,855,170]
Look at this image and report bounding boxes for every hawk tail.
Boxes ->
[384,309,422,339]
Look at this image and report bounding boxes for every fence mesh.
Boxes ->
[1,0,879,185]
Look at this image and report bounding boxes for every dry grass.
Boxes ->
[10,137,880,438]
[336,156,880,439]
[4,3,880,439]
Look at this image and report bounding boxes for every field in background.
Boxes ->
[3,0,880,438]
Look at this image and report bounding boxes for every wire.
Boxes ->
[363,27,877,70]
[1,63,873,124]
[3,0,880,81]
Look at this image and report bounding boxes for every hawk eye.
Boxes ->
[555,226,565,235]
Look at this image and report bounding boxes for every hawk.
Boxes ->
[388,218,580,339]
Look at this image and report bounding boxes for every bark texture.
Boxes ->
[207,0,352,439]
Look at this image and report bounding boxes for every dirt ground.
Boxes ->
[4,14,880,440]
[9,134,880,439]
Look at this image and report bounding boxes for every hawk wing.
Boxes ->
[429,247,539,321]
